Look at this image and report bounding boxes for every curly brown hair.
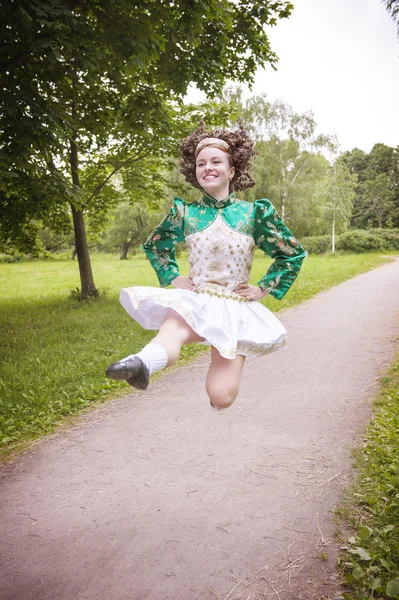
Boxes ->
[179,121,256,192]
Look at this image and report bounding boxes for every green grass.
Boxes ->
[0,251,392,457]
[336,353,399,600]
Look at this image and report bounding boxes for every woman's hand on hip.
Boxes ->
[234,283,269,301]
[171,276,195,291]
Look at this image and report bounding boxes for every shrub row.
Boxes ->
[2,229,399,262]
[302,229,399,254]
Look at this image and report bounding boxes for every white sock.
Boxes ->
[127,342,168,376]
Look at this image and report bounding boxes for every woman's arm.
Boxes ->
[253,199,306,300]
[142,198,186,287]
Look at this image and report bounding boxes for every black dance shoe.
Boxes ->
[106,356,149,390]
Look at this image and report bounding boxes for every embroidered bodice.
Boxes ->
[185,214,255,300]
[142,193,306,300]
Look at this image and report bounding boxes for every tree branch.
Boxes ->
[290,158,308,187]
[45,240,66,251]
[86,150,151,203]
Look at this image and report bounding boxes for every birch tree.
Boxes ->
[320,159,356,252]
[235,94,333,222]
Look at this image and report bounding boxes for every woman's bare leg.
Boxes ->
[206,346,245,409]
[106,310,204,388]
[151,310,204,366]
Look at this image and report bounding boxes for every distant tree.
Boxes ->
[101,203,162,260]
[343,144,399,229]
[37,228,69,255]
[244,139,331,236]
[318,158,356,252]
[0,0,293,297]
[363,173,395,229]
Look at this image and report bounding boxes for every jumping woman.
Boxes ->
[106,123,306,408]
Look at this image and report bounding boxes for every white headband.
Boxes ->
[195,137,230,157]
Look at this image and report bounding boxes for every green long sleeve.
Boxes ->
[253,199,306,299]
[142,198,186,287]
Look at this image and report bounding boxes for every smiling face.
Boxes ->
[195,146,235,199]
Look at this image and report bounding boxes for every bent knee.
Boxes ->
[208,386,239,409]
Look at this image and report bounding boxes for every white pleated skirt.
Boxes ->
[120,286,287,360]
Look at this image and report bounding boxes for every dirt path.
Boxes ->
[1,259,399,600]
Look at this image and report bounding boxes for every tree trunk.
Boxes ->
[120,242,129,260]
[69,136,98,299]
[376,204,383,229]
[281,190,287,221]
[332,163,336,254]
[71,204,98,298]
[332,214,335,254]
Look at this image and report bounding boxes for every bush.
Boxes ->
[336,230,384,253]
[301,235,332,255]
[0,251,24,263]
[368,228,399,251]
[302,229,399,255]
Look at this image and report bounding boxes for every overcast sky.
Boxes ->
[187,0,399,153]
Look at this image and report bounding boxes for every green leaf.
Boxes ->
[348,536,357,545]
[380,558,392,571]
[371,577,382,591]
[387,578,399,598]
[350,547,371,561]
[358,525,373,540]
[383,525,395,534]
[352,565,364,580]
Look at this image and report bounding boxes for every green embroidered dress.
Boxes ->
[120,193,306,359]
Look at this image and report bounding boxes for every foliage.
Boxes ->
[0,252,389,456]
[384,0,399,37]
[301,235,332,255]
[363,173,396,229]
[336,230,384,253]
[337,353,399,599]
[247,139,332,236]
[367,228,399,250]
[100,202,162,259]
[38,227,69,255]
[343,144,399,230]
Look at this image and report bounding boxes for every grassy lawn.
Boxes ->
[336,352,399,600]
[0,251,392,457]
